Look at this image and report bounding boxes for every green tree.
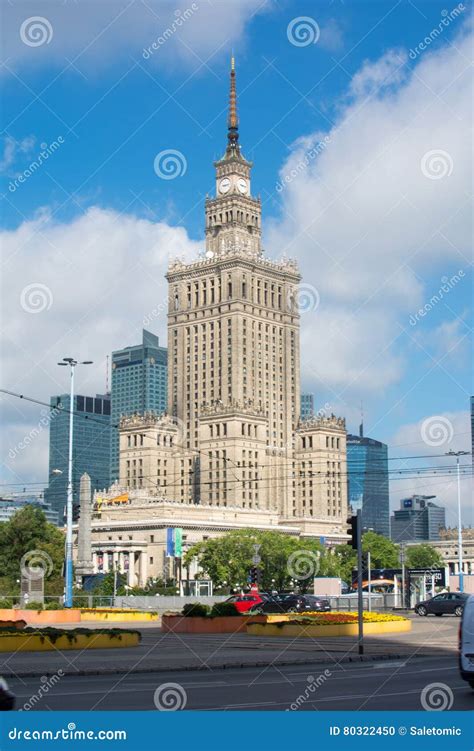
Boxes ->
[405,543,443,569]
[0,506,65,596]
[362,531,399,569]
[184,529,331,593]
[333,545,357,585]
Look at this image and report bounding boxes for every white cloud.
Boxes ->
[3,0,268,74]
[388,411,473,526]
[1,206,202,487]
[268,23,472,398]
[0,136,36,175]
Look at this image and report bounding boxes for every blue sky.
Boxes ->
[1,0,472,523]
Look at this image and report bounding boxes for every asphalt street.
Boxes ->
[7,655,473,711]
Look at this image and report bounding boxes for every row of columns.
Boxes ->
[92,550,148,587]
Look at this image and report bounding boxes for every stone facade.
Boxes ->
[74,60,349,584]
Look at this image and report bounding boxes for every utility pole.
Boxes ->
[445,450,470,593]
[57,357,93,607]
[357,508,363,655]
[367,551,371,612]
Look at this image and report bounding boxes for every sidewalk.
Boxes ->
[0,617,457,678]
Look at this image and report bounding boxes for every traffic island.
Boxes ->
[0,627,141,652]
[246,612,412,637]
[162,613,267,633]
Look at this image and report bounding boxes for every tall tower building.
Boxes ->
[347,425,390,537]
[46,392,111,518]
[166,57,303,514]
[116,59,348,541]
[110,329,167,482]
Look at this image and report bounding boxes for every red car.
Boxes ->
[225,594,264,613]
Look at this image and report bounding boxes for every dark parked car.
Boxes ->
[415,592,469,617]
[250,594,331,614]
[0,677,15,710]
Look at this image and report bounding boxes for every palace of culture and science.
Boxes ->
[74,60,348,588]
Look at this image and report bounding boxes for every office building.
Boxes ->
[110,329,167,482]
[46,393,111,518]
[347,424,390,537]
[391,495,446,542]
[300,393,314,420]
[0,496,59,525]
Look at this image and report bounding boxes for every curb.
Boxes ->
[0,652,426,679]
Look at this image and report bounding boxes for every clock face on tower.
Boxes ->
[237,177,248,194]
[219,177,231,194]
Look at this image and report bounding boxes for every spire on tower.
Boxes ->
[227,54,239,151]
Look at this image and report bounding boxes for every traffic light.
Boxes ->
[72,504,81,522]
[249,566,261,585]
[346,514,358,550]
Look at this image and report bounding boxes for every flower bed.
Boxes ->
[0,627,141,652]
[246,611,411,637]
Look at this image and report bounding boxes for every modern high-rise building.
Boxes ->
[390,495,446,542]
[110,329,167,482]
[300,393,314,420]
[347,424,390,537]
[46,393,111,518]
[0,496,59,525]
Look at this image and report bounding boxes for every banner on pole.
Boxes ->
[166,527,174,557]
[175,528,183,558]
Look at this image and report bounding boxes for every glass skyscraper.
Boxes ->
[300,393,314,420]
[347,426,390,537]
[45,393,111,519]
[390,495,446,542]
[110,329,167,482]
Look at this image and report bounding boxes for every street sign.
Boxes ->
[408,567,446,586]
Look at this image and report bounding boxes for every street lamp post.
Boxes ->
[445,450,470,593]
[57,357,93,607]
